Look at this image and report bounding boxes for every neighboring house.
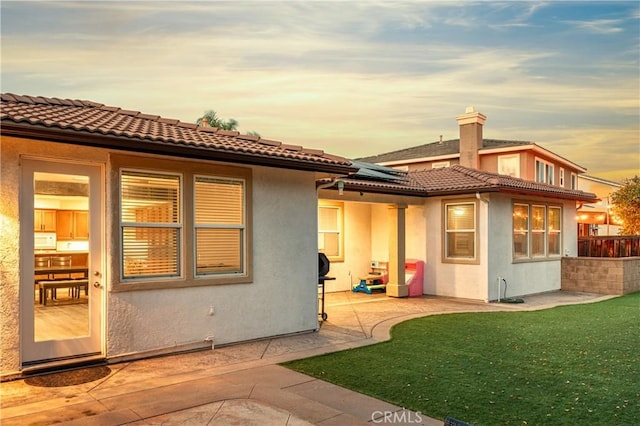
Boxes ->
[0,94,356,378]
[358,107,585,191]
[317,107,598,303]
[576,175,623,236]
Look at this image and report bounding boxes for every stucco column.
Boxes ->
[386,204,408,298]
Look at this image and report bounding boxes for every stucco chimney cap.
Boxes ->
[456,107,486,126]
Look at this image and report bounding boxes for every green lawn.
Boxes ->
[283,293,640,425]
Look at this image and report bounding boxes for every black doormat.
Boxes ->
[25,365,111,387]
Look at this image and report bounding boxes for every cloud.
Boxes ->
[563,19,625,34]
[1,1,637,182]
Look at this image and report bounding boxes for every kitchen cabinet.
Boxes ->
[56,210,89,240]
[34,209,56,232]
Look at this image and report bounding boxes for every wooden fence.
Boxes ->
[578,236,640,257]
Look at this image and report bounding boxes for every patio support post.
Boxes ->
[386,204,408,298]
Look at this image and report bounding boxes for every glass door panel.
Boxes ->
[33,172,90,342]
[22,160,103,365]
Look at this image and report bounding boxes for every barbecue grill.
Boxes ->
[318,253,334,321]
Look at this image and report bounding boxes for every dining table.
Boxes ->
[35,266,89,278]
[35,266,89,305]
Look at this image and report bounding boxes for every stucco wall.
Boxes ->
[487,195,579,300]
[370,204,389,261]
[107,166,319,355]
[1,136,320,375]
[424,196,489,300]
[405,205,428,263]
[1,138,23,375]
[325,202,372,292]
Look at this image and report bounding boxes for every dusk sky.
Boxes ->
[2,1,638,182]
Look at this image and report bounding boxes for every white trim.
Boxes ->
[578,174,623,187]
[374,142,587,172]
[376,153,458,167]
[478,145,534,155]
[432,161,450,169]
[530,145,587,172]
[535,157,555,185]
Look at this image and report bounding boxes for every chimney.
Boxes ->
[456,106,486,169]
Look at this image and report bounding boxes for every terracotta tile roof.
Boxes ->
[326,164,598,202]
[0,93,355,174]
[357,139,532,163]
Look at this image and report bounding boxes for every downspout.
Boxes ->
[317,178,345,194]
[475,192,489,204]
[476,192,490,301]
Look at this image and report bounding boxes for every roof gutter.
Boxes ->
[336,180,502,198]
[2,122,358,175]
[497,187,598,203]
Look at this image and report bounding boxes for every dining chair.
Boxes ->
[50,255,73,300]
[34,256,51,304]
[51,255,72,278]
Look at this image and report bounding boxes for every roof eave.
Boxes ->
[497,187,599,203]
[1,122,358,175]
[340,183,427,197]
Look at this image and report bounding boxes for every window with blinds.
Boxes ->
[120,170,181,279]
[194,176,245,276]
[318,202,343,260]
[445,202,476,260]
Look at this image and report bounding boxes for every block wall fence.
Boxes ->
[561,257,640,295]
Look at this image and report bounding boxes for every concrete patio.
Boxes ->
[0,290,613,425]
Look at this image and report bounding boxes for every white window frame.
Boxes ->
[571,173,578,190]
[498,154,520,177]
[513,201,562,261]
[559,168,565,187]
[318,201,344,262]
[432,161,450,169]
[535,158,554,185]
[443,201,478,264]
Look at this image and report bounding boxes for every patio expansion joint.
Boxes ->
[345,294,368,338]
[260,338,274,360]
